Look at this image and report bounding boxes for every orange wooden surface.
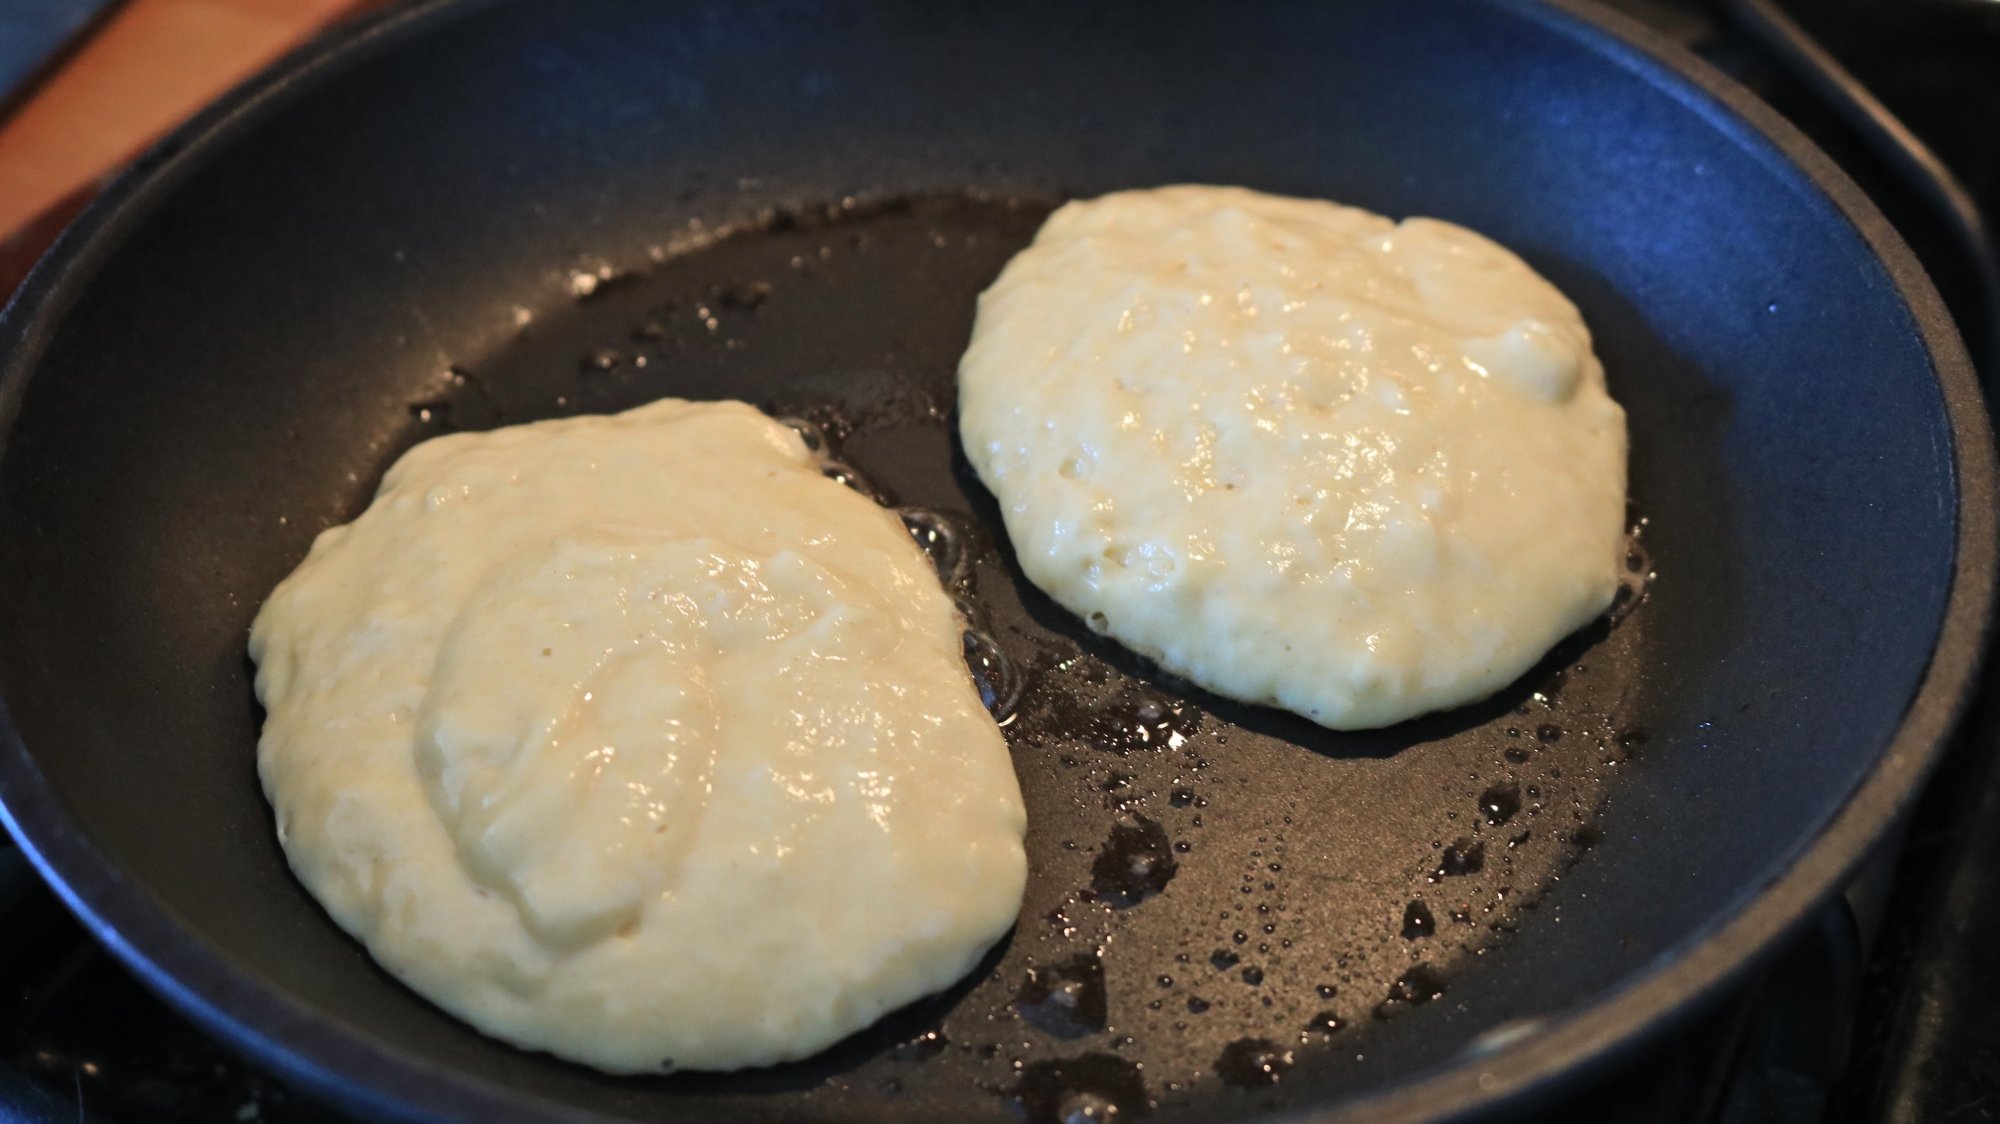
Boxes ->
[0,0,368,239]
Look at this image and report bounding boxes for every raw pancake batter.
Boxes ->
[250,399,1027,1072]
[959,186,1628,729]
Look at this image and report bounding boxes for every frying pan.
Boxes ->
[0,0,1990,1120]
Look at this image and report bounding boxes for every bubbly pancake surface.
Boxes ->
[958,186,1628,729]
[250,398,1027,1072]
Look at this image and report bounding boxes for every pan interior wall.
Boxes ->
[0,0,1958,1119]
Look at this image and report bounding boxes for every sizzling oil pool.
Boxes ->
[385,194,1653,1121]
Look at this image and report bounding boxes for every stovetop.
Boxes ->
[3,1,1998,1120]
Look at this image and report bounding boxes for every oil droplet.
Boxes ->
[1611,521,1654,628]
[1303,1011,1347,1045]
[1087,814,1178,907]
[1016,952,1108,1039]
[1210,949,1241,971]
[1535,724,1563,744]
[963,630,1020,720]
[1080,690,1201,755]
[1624,521,1653,567]
[1503,745,1532,764]
[579,348,622,373]
[1057,1091,1122,1124]
[1531,668,1567,706]
[407,400,452,426]
[1479,782,1522,826]
[1607,583,1640,624]
[899,508,965,581]
[778,416,826,452]
[1216,1038,1293,1088]
[1240,966,1264,986]
[1007,1054,1149,1124]
[1047,907,1076,939]
[1401,900,1435,940]
[1372,965,1448,1021]
[890,1029,949,1062]
[1186,997,1210,1014]
[1433,838,1486,879]
[568,266,614,298]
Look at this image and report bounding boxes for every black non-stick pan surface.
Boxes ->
[0,1,1991,1121]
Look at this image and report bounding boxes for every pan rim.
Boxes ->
[0,1,1990,1121]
